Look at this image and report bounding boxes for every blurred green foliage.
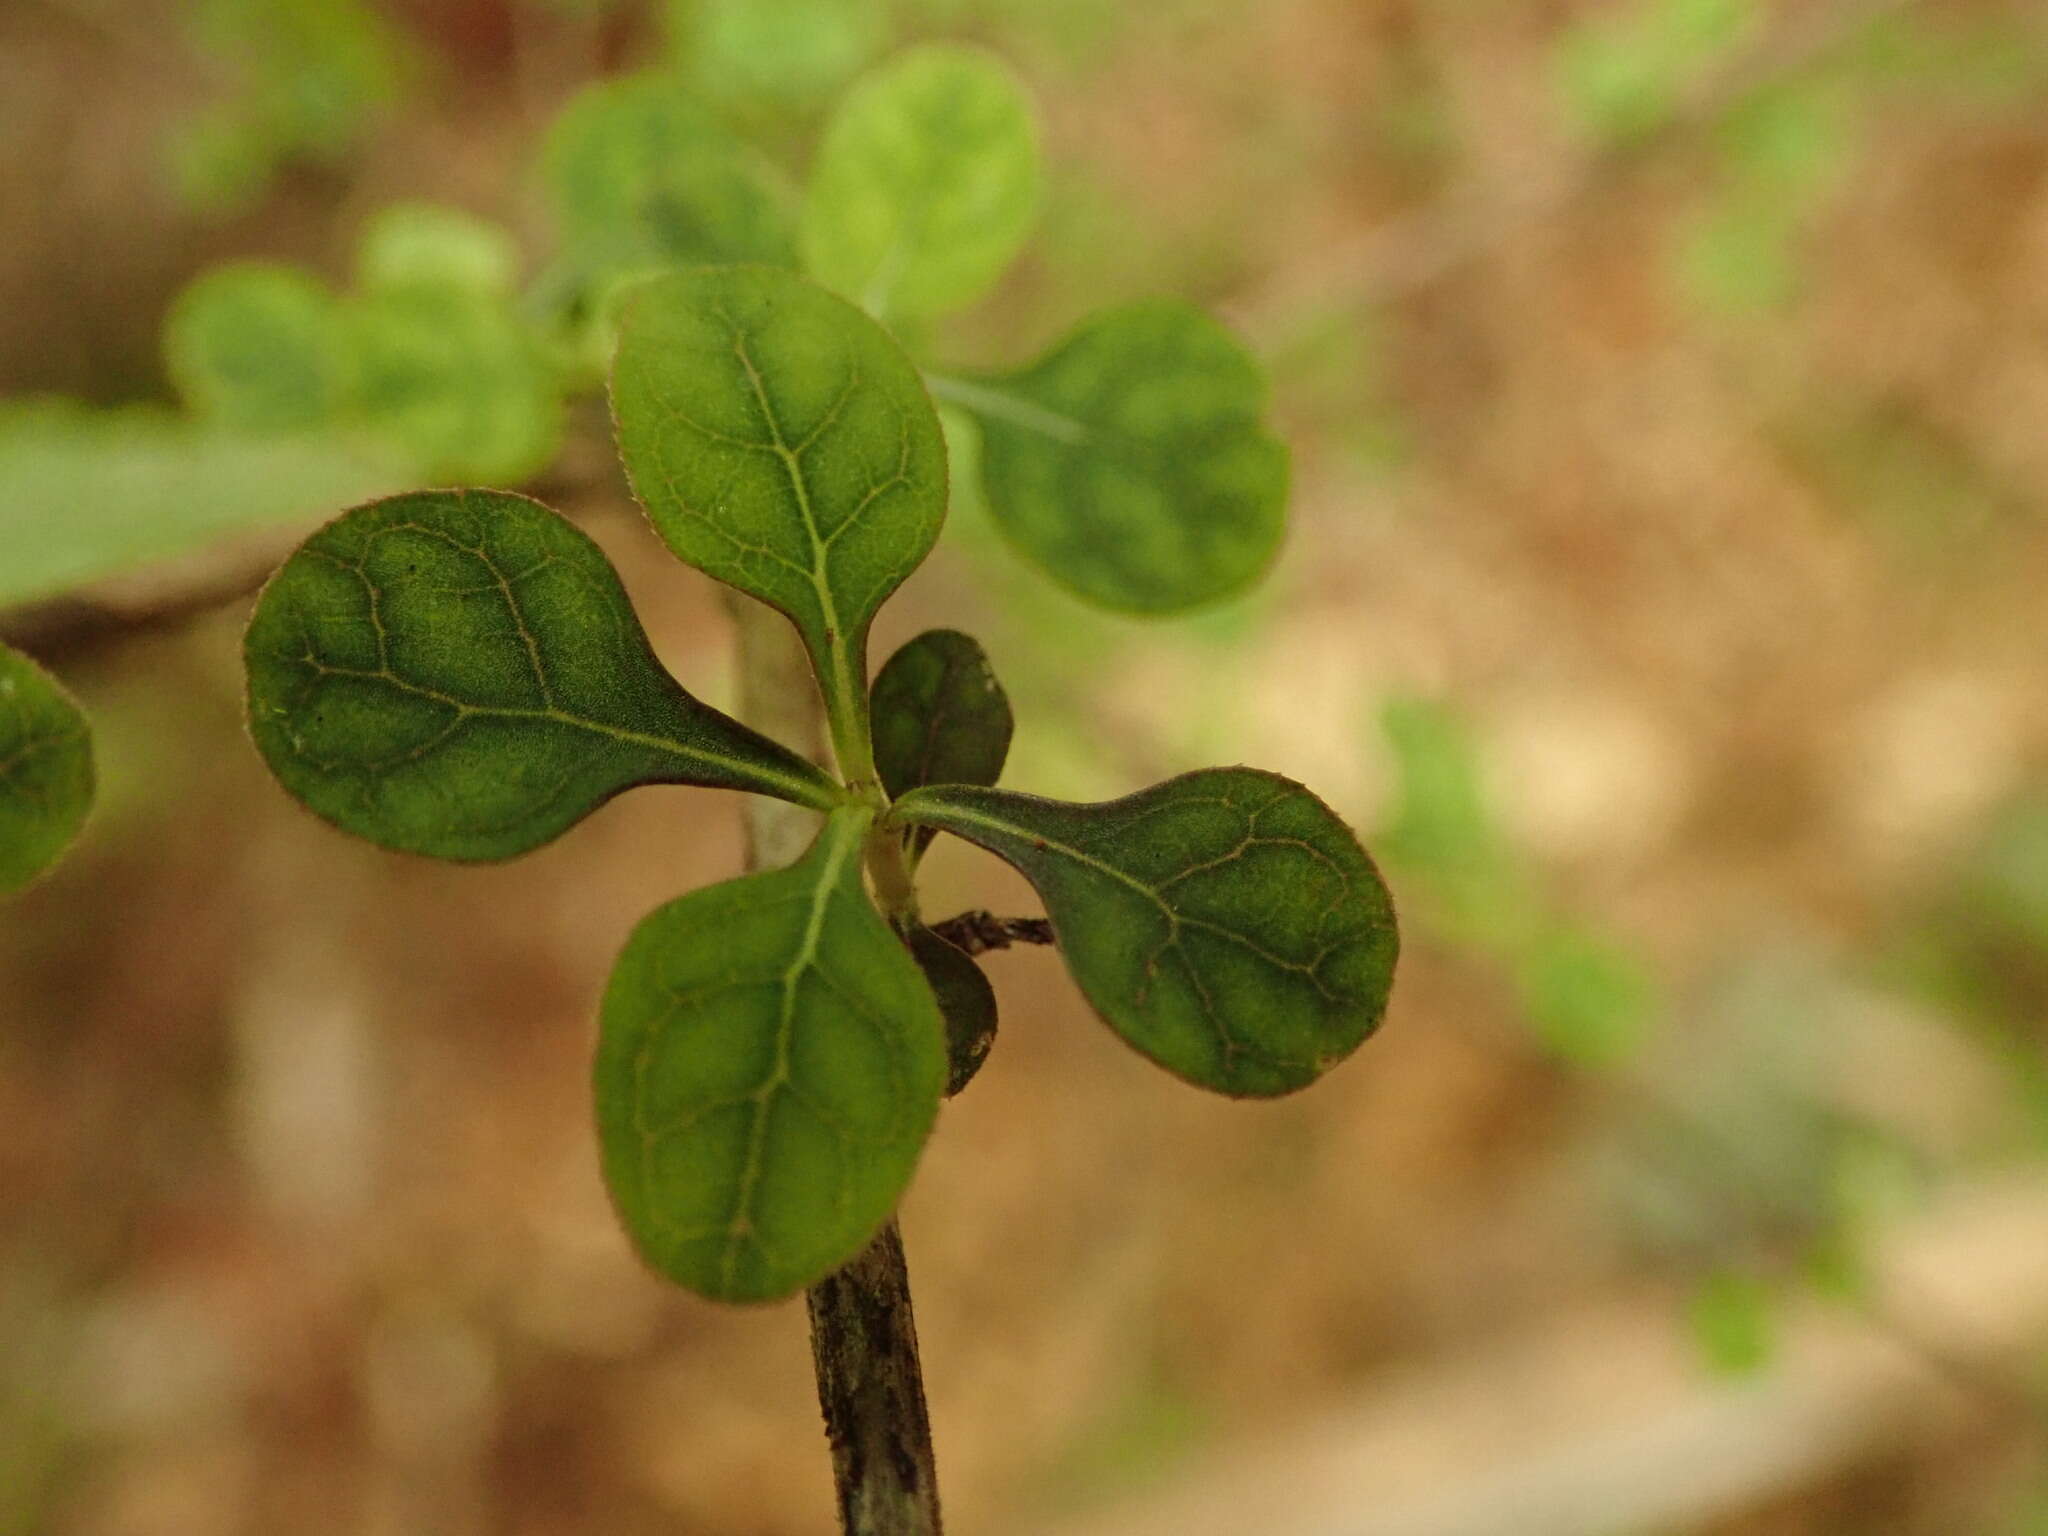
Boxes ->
[1376,697,1657,1069]
[171,0,406,213]
[0,400,399,610]
[1687,1266,1776,1377]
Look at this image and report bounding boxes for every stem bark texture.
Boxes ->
[725,593,944,1536]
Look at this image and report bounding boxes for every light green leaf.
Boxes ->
[933,302,1288,613]
[801,44,1042,321]
[1516,923,1655,1068]
[0,400,402,610]
[611,265,949,780]
[594,806,947,1301]
[540,73,794,281]
[906,924,999,1095]
[893,769,1397,1096]
[357,201,521,296]
[674,0,886,104]
[0,644,95,896]
[871,628,1011,859]
[346,285,561,483]
[164,263,355,432]
[1687,1268,1776,1377]
[244,488,841,862]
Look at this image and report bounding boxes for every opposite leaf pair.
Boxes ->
[244,264,1398,1302]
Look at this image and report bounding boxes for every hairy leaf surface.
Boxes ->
[541,75,793,282]
[595,807,947,1301]
[893,769,1397,1096]
[801,44,1041,320]
[245,489,839,861]
[612,265,948,776]
[935,302,1288,613]
[0,644,95,895]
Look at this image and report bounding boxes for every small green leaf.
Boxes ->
[540,74,794,282]
[347,285,561,483]
[245,488,840,861]
[164,263,355,432]
[893,769,1397,1096]
[0,644,95,896]
[934,302,1288,613]
[905,925,999,1095]
[871,628,1012,858]
[594,806,947,1301]
[611,265,949,779]
[674,0,886,104]
[801,44,1042,321]
[1516,923,1655,1068]
[1687,1268,1776,1377]
[357,201,521,297]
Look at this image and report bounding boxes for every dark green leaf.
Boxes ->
[870,629,1013,856]
[893,769,1397,1096]
[245,488,841,861]
[801,44,1042,321]
[164,263,355,432]
[0,400,402,610]
[612,265,949,779]
[540,74,794,282]
[0,644,95,896]
[594,806,947,1301]
[934,302,1288,613]
[905,925,999,1095]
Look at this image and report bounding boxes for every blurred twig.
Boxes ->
[927,911,1056,956]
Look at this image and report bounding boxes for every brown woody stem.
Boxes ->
[725,593,944,1536]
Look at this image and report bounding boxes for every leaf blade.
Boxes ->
[244,488,841,861]
[893,769,1397,1096]
[938,302,1288,614]
[595,806,947,1301]
[0,643,95,896]
[801,44,1042,320]
[871,626,1013,807]
[611,265,949,778]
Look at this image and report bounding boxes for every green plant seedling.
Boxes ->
[0,643,95,895]
[245,264,1400,1303]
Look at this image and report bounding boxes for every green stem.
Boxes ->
[725,593,944,1536]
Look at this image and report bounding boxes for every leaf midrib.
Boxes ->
[720,809,864,1290]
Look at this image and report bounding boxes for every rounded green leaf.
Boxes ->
[595,807,947,1301]
[935,302,1288,613]
[0,644,95,896]
[611,265,948,777]
[164,262,355,432]
[540,73,794,279]
[906,924,998,1096]
[357,201,521,297]
[245,488,841,861]
[676,0,885,104]
[871,628,1011,800]
[346,285,561,483]
[801,44,1042,320]
[871,627,1012,860]
[892,769,1397,1096]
